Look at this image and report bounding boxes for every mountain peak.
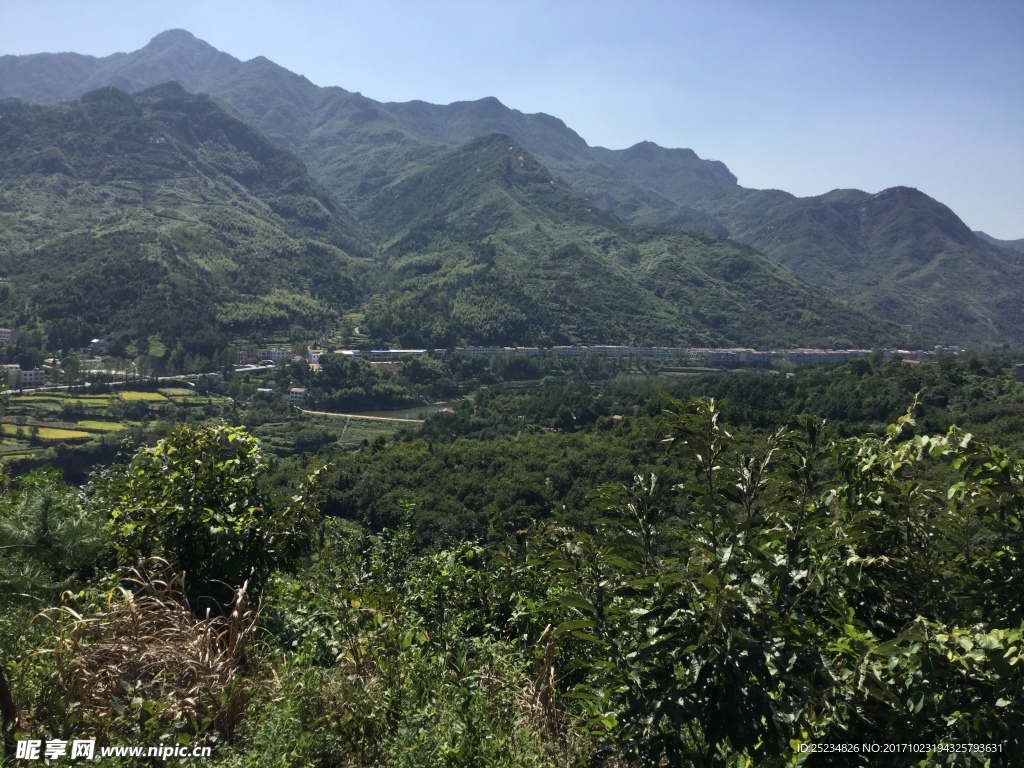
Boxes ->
[624,140,690,159]
[145,29,201,49]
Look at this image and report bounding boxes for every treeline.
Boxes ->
[257,353,1024,554]
[276,350,646,414]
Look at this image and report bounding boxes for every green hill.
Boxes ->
[0,83,371,362]
[3,30,1015,345]
[362,135,898,349]
[0,80,895,354]
[722,187,1024,345]
[976,231,1024,253]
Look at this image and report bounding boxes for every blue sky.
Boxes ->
[3,0,1022,238]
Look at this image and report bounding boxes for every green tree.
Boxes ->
[0,467,103,598]
[91,423,321,603]
[539,397,1023,764]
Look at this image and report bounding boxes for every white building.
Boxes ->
[6,367,45,389]
[463,346,502,358]
[255,349,293,364]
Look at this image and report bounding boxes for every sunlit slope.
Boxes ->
[362,135,899,349]
[0,83,371,352]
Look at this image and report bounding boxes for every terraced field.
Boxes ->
[1,384,394,466]
[119,391,169,402]
[0,424,91,440]
[0,388,173,460]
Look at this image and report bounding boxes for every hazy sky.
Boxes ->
[3,0,1022,238]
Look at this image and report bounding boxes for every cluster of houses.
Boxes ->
[239,344,963,370]
[3,364,46,390]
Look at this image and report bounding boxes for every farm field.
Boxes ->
[0,384,392,466]
[0,387,184,462]
[0,424,91,440]
[76,420,126,432]
[119,391,168,402]
[252,413,401,457]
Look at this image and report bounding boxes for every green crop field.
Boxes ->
[159,388,195,397]
[0,424,91,440]
[77,420,126,432]
[119,391,168,402]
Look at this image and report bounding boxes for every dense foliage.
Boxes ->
[90,423,320,604]
[0,84,369,366]
[3,386,1022,765]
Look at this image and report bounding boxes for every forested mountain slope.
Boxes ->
[0,83,371,359]
[4,29,1020,345]
[976,231,1024,253]
[362,134,899,349]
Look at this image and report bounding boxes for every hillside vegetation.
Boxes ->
[3,29,1021,345]
[0,83,370,362]
[2,391,1022,765]
[364,135,897,349]
[9,30,1019,346]
[0,83,899,355]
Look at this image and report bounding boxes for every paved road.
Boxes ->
[299,408,424,423]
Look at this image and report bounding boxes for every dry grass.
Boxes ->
[37,559,256,737]
[524,624,569,741]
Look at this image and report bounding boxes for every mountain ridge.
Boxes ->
[2,31,1022,345]
[361,132,900,349]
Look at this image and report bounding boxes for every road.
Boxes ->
[299,408,424,423]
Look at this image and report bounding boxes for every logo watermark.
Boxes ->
[15,739,212,761]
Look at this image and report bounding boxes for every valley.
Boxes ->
[0,25,1021,768]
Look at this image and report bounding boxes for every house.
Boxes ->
[288,387,308,403]
[551,346,584,357]
[255,348,293,365]
[0,328,17,343]
[464,346,502,358]
[6,367,45,389]
[307,348,325,365]
[365,349,427,362]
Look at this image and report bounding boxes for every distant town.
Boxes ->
[241,343,965,368]
[0,324,981,392]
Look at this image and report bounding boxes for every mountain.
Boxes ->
[360,134,898,349]
[0,74,894,353]
[0,30,448,207]
[0,83,371,361]
[721,187,1024,344]
[4,30,1017,345]
[975,231,1024,253]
